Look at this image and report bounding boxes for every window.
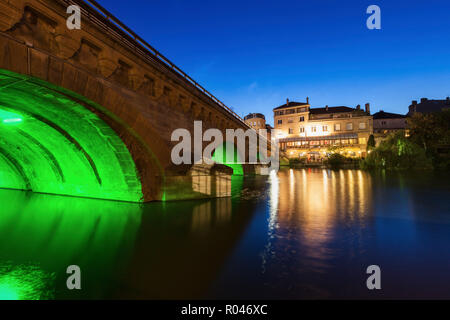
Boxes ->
[381,121,387,126]
[346,123,353,130]
[359,122,367,129]
[299,116,305,122]
[163,86,172,97]
[145,75,155,96]
[278,119,282,125]
[288,128,294,134]
[311,126,317,132]
[299,127,305,133]
[323,125,328,132]
[288,118,293,123]
[334,123,341,131]
[359,137,367,144]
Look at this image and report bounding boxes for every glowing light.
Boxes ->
[0,263,55,300]
[2,118,22,124]
[0,283,19,300]
[0,109,23,124]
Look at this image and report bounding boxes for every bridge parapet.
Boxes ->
[0,0,247,129]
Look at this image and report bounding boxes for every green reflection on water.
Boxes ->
[0,263,55,300]
[0,189,142,299]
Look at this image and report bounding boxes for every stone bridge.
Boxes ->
[0,0,266,202]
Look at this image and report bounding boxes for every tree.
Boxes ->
[408,110,450,169]
[361,131,432,170]
[366,134,376,151]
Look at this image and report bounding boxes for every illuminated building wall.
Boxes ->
[273,99,373,158]
[244,113,266,131]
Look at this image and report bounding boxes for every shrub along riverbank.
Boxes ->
[360,131,433,170]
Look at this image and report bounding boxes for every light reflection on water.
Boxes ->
[1,170,450,299]
[210,168,450,299]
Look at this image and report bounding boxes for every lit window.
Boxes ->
[323,125,328,132]
[359,122,366,129]
[334,123,341,131]
[346,123,353,130]
[311,126,317,132]
[359,137,367,144]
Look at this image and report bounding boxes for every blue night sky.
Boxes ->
[96,0,450,125]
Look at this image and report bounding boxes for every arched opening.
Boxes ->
[0,69,143,202]
[211,142,244,176]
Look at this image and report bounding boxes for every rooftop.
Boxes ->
[274,101,309,110]
[373,111,406,119]
[244,113,265,120]
[409,97,450,114]
[309,106,358,115]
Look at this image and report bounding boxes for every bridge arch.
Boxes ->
[0,69,161,202]
[211,141,244,176]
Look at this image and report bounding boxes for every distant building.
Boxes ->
[244,113,266,131]
[273,98,373,159]
[373,110,407,133]
[408,97,450,115]
[372,110,407,145]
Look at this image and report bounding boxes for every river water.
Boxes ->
[1,168,450,299]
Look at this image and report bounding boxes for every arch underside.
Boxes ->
[0,69,142,202]
[212,142,244,175]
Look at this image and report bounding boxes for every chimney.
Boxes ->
[420,98,428,103]
[306,97,309,104]
[286,98,289,106]
[356,104,361,110]
[325,105,329,111]
[412,100,417,105]
[365,103,370,114]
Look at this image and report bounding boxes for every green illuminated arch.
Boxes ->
[0,69,142,202]
[211,142,244,175]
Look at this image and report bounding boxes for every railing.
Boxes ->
[60,0,247,126]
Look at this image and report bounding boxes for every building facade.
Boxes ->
[273,99,373,159]
[372,110,407,145]
[244,113,266,131]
